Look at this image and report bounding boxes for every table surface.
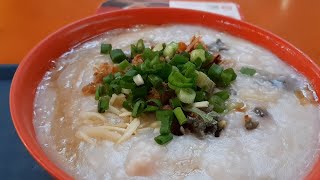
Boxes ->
[1,0,320,65]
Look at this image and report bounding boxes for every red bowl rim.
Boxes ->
[10,7,320,180]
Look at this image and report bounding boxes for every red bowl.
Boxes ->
[10,8,320,179]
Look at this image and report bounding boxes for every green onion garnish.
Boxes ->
[208,64,223,81]
[110,84,121,94]
[110,49,127,63]
[95,85,105,100]
[220,68,237,87]
[100,43,112,54]
[214,90,230,101]
[195,43,205,50]
[132,100,146,117]
[147,99,162,107]
[130,44,138,58]
[154,133,173,145]
[195,91,206,102]
[103,74,114,84]
[163,42,178,58]
[190,49,205,62]
[153,43,164,51]
[240,67,256,76]
[177,88,196,104]
[148,75,163,88]
[170,54,189,66]
[98,96,110,113]
[144,106,159,112]
[118,60,131,71]
[136,39,145,53]
[142,48,159,61]
[209,95,226,113]
[173,107,187,125]
[122,100,133,111]
[156,110,174,135]
[90,38,239,145]
[168,68,194,89]
[170,98,182,109]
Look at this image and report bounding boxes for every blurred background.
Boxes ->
[1,0,320,179]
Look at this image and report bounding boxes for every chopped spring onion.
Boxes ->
[110,49,127,63]
[168,69,194,89]
[133,74,144,86]
[195,91,206,102]
[182,62,196,78]
[142,48,159,61]
[114,72,122,79]
[170,54,189,65]
[95,85,105,100]
[144,106,159,112]
[103,74,114,84]
[173,107,187,125]
[156,110,174,135]
[100,43,112,54]
[136,39,145,53]
[124,69,138,77]
[118,60,131,71]
[190,49,205,62]
[109,83,121,95]
[122,100,133,111]
[184,106,218,123]
[158,63,172,80]
[193,58,203,69]
[208,64,223,81]
[193,101,209,108]
[148,75,163,88]
[154,133,173,145]
[147,99,162,107]
[180,51,190,58]
[209,95,226,113]
[163,42,178,58]
[130,44,138,58]
[195,43,205,50]
[196,71,215,92]
[177,88,196,104]
[98,96,110,113]
[121,88,131,95]
[170,98,182,108]
[153,43,164,51]
[220,68,237,86]
[131,86,148,99]
[214,90,230,101]
[132,100,146,117]
[240,67,256,76]
[119,80,136,89]
[205,51,213,62]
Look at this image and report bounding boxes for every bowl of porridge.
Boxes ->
[10,8,320,180]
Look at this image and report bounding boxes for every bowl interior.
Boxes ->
[10,8,320,179]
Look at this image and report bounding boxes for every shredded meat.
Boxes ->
[93,63,117,83]
[177,42,187,53]
[132,54,143,66]
[213,53,222,64]
[82,83,97,95]
[185,36,208,52]
[148,88,161,99]
[81,63,118,95]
